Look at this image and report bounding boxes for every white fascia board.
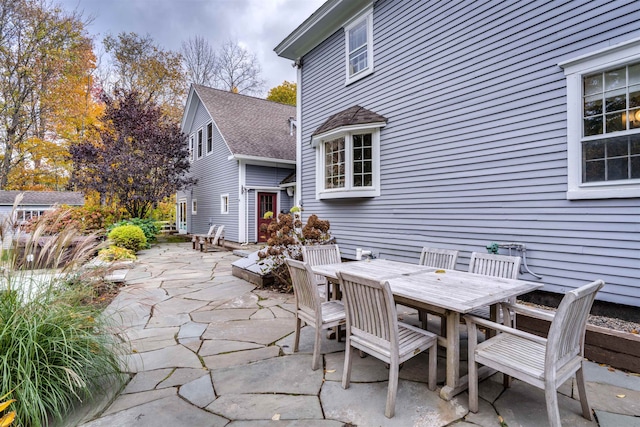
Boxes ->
[310,121,386,147]
[227,154,296,167]
[180,85,196,132]
[274,0,374,60]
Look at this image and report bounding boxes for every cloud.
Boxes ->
[60,0,325,93]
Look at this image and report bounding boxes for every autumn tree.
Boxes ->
[0,0,93,189]
[267,81,296,106]
[70,89,196,218]
[181,35,216,86]
[102,32,185,120]
[213,40,265,95]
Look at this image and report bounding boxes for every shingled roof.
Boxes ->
[191,85,296,162]
[312,105,387,137]
[0,191,84,206]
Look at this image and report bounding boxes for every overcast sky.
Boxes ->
[58,0,326,94]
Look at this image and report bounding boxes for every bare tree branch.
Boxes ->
[213,39,265,96]
[181,35,216,86]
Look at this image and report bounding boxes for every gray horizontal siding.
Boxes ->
[246,165,294,187]
[183,96,240,241]
[299,0,640,306]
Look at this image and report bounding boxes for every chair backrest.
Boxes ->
[212,225,225,245]
[468,252,521,279]
[302,244,341,284]
[337,271,398,352]
[546,280,604,371]
[206,225,216,236]
[302,244,341,265]
[285,258,322,321]
[419,247,459,269]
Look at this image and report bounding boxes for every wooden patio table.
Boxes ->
[311,259,543,400]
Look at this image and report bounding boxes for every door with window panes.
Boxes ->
[257,192,277,242]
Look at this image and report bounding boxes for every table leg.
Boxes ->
[440,310,460,400]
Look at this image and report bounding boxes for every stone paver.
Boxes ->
[77,243,640,427]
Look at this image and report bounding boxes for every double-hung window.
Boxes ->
[206,122,213,154]
[344,8,374,85]
[313,127,381,199]
[189,135,194,162]
[197,128,203,159]
[561,37,640,199]
[220,194,229,214]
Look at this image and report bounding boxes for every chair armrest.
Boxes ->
[463,314,547,346]
[502,302,555,322]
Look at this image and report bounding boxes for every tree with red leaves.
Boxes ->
[70,89,196,218]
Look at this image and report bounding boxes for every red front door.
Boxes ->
[257,192,277,242]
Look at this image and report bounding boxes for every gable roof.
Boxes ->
[185,85,296,162]
[0,191,84,206]
[312,105,387,137]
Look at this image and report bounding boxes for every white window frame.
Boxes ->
[197,128,203,159]
[344,7,374,86]
[220,194,229,214]
[312,124,382,200]
[192,199,197,215]
[206,122,213,155]
[560,36,640,200]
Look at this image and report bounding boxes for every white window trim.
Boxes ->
[313,125,382,200]
[189,134,194,163]
[197,128,204,159]
[560,36,640,200]
[206,122,213,155]
[344,7,374,86]
[191,199,197,215]
[220,194,229,214]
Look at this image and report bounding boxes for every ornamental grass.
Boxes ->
[0,195,122,426]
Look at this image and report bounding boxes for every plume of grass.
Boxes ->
[0,195,123,426]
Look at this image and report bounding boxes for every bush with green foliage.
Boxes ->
[0,200,122,426]
[108,218,159,247]
[98,246,137,261]
[107,224,147,252]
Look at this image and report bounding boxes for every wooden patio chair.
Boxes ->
[414,247,459,330]
[337,271,437,418]
[285,259,346,371]
[192,225,215,249]
[202,225,225,251]
[419,247,459,270]
[465,279,604,427]
[301,244,341,301]
[467,252,522,324]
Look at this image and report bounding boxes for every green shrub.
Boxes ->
[107,224,147,252]
[98,246,137,261]
[0,201,122,426]
[108,218,159,247]
[0,285,121,426]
